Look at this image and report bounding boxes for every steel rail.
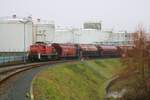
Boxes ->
[0,60,74,85]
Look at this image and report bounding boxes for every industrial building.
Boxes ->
[33,18,55,43]
[0,16,132,51]
[53,21,131,45]
[106,31,133,45]
[0,15,55,52]
[77,29,110,44]
[53,27,108,44]
[0,15,133,63]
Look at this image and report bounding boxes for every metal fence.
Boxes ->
[0,56,27,64]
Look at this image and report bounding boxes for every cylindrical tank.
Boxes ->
[0,15,33,52]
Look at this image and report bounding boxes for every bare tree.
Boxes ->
[121,27,150,100]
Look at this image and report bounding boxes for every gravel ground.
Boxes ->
[0,65,52,100]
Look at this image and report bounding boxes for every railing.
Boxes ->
[0,56,27,65]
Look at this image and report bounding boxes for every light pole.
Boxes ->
[19,20,31,63]
[70,28,76,44]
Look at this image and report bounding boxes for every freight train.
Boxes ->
[28,42,131,61]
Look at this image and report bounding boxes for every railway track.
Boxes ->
[0,60,73,85]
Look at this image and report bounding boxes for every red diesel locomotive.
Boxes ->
[28,42,57,61]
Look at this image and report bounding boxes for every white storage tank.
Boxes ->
[78,29,110,44]
[0,15,33,52]
[54,28,75,43]
[33,19,55,43]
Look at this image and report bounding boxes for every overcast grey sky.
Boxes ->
[0,0,150,32]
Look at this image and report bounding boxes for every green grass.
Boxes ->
[32,58,122,100]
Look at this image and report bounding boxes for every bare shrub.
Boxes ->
[120,27,150,100]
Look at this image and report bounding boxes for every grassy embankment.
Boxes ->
[32,58,123,100]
